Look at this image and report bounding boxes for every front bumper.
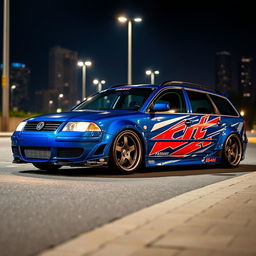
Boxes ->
[11,131,113,166]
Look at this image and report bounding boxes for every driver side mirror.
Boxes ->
[151,103,170,112]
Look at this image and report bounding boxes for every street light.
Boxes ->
[1,0,10,131]
[10,84,16,110]
[145,70,160,84]
[78,60,92,101]
[48,100,53,112]
[117,16,142,85]
[57,93,63,112]
[93,79,106,92]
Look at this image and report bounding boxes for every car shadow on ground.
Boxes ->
[18,164,256,179]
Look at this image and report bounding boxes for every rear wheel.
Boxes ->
[222,134,242,167]
[32,163,62,171]
[110,130,143,174]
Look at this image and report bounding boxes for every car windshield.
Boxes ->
[74,87,155,111]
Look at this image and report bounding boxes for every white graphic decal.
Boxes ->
[151,115,189,132]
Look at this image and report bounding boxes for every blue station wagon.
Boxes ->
[11,81,247,174]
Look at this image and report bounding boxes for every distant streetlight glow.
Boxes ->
[145,69,160,84]
[77,61,83,67]
[118,16,128,23]
[134,17,142,22]
[11,84,16,110]
[240,110,245,117]
[93,79,106,92]
[48,100,53,112]
[78,60,92,101]
[58,94,63,111]
[117,15,142,84]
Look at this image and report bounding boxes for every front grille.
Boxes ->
[56,148,83,158]
[22,147,51,159]
[24,121,63,131]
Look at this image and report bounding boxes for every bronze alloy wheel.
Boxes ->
[111,130,143,174]
[222,134,242,167]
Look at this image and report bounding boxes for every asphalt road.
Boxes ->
[0,137,256,256]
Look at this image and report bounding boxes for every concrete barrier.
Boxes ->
[0,117,26,132]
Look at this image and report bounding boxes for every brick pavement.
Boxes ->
[39,171,256,256]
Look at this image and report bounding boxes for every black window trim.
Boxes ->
[146,87,188,114]
[185,88,240,117]
[208,93,240,117]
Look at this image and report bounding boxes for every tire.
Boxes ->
[32,163,62,171]
[222,134,242,168]
[110,130,143,174]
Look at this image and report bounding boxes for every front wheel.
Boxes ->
[222,134,242,168]
[32,163,62,171]
[110,130,143,174]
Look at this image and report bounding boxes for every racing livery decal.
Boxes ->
[150,115,221,156]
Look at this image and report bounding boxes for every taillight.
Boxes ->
[243,120,247,133]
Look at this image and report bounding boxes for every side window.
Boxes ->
[154,90,186,113]
[186,90,215,114]
[209,95,238,116]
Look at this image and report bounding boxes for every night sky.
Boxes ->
[1,1,256,94]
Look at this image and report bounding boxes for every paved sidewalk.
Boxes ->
[39,171,256,256]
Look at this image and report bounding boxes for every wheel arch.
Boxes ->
[105,120,147,159]
[215,126,243,152]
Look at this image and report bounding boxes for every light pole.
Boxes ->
[48,100,53,113]
[1,0,10,131]
[11,84,16,110]
[93,79,106,92]
[57,93,63,112]
[78,60,92,101]
[145,70,160,84]
[118,16,142,85]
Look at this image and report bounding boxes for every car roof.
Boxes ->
[109,81,225,97]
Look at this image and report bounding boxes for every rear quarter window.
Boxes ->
[209,95,238,116]
[186,90,216,114]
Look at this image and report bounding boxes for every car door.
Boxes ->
[181,89,223,157]
[146,88,192,158]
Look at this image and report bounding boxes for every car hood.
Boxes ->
[27,110,140,122]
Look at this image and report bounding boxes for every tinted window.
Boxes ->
[154,90,186,113]
[186,90,215,114]
[74,88,155,111]
[210,95,238,116]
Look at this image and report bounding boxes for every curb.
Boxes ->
[248,137,256,143]
[0,132,12,137]
[38,171,256,256]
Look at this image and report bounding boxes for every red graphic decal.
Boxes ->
[205,157,217,163]
[150,115,220,156]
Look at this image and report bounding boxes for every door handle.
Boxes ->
[185,120,192,126]
[217,121,224,126]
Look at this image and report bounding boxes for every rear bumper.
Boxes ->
[11,131,113,166]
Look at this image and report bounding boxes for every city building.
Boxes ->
[0,62,31,111]
[239,57,254,101]
[215,51,232,95]
[48,46,78,111]
[239,57,255,129]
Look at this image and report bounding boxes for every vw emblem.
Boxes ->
[36,122,45,131]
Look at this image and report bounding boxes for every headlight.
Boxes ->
[16,121,27,131]
[62,122,101,132]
